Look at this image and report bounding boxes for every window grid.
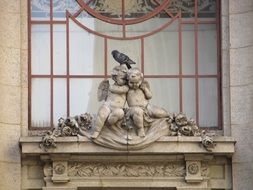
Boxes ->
[28,0,221,130]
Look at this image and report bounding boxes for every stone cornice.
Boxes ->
[20,136,235,155]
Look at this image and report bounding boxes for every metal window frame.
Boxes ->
[28,0,222,130]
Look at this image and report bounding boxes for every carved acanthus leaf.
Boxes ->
[68,162,185,177]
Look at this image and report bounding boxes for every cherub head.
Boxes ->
[127,68,143,89]
[111,64,128,85]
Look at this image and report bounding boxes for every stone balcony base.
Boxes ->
[20,136,235,190]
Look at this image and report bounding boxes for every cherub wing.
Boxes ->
[97,79,110,101]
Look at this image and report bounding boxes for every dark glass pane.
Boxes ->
[198,0,216,19]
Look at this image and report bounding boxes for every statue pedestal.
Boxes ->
[20,136,235,190]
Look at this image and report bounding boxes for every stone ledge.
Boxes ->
[20,136,235,155]
[20,136,235,189]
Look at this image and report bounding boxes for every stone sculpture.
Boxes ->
[126,67,171,137]
[91,64,129,139]
[40,50,215,151]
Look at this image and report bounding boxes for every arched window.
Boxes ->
[29,0,221,129]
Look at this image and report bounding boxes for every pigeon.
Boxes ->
[111,50,136,69]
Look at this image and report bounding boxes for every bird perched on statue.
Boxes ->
[111,50,136,69]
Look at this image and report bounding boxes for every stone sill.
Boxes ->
[20,136,235,155]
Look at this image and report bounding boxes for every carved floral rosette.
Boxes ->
[40,113,93,150]
[40,112,216,151]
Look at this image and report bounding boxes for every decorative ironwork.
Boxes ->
[29,0,221,131]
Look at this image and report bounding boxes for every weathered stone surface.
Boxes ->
[231,123,253,163]
[21,0,28,16]
[0,84,21,124]
[230,11,253,48]
[221,16,229,50]
[232,162,253,190]
[0,0,20,13]
[20,136,235,155]
[230,45,253,86]
[0,162,21,190]
[0,46,21,86]
[230,0,253,14]
[0,123,21,163]
[230,84,253,125]
[222,87,231,136]
[221,0,229,16]
[21,87,28,127]
[21,13,28,50]
[0,13,20,49]
[222,50,230,88]
[229,2,253,190]
[21,49,28,87]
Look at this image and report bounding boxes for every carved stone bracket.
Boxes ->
[41,155,70,184]
[184,154,213,183]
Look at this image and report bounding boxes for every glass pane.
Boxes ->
[144,21,179,75]
[92,0,122,19]
[31,0,50,20]
[31,78,50,127]
[199,78,218,127]
[148,78,179,113]
[76,16,123,37]
[70,79,102,116]
[53,79,67,126]
[125,17,171,38]
[53,0,80,19]
[107,39,141,75]
[69,20,104,75]
[123,0,164,19]
[198,0,216,20]
[53,25,66,75]
[182,79,196,120]
[198,24,217,75]
[168,0,195,18]
[32,25,50,75]
[182,24,195,75]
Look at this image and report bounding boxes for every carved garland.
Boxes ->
[68,162,185,177]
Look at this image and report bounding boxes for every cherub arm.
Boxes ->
[109,84,129,94]
[140,80,152,99]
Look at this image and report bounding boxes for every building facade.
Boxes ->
[0,0,253,189]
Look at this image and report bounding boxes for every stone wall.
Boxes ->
[229,0,253,189]
[0,0,22,189]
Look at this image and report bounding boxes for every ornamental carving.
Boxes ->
[188,163,199,175]
[41,50,216,152]
[68,162,185,177]
[54,163,66,175]
[201,162,209,177]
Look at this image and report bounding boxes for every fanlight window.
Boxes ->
[29,0,221,129]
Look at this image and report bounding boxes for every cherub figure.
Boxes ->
[126,68,170,137]
[91,64,129,139]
